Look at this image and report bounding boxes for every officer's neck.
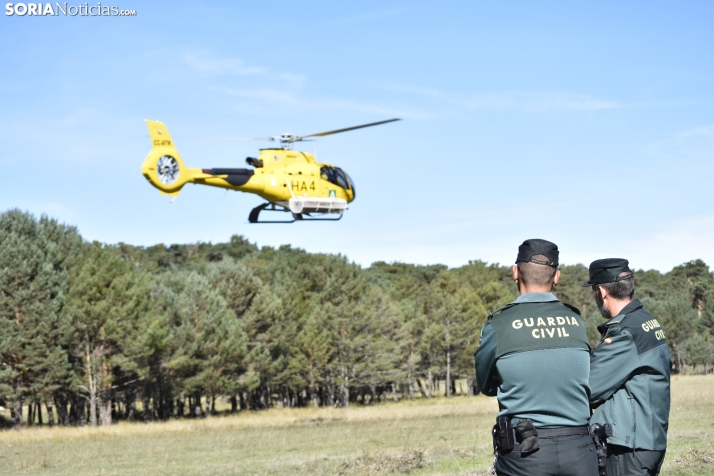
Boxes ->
[517,282,554,295]
[513,266,559,295]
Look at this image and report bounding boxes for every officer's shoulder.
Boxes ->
[560,302,581,315]
[488,302,517,319]
[618,303,652,329]
[619,308,667,354]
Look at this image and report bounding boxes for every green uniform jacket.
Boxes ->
[589,299,671,451]
[475,292,593,428]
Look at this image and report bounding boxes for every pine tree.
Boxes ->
[0,210,79,428]
[156,270,248,415]
[64,242,153,425]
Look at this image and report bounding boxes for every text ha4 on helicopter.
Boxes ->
[141,118,400,223]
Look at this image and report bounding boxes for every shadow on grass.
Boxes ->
[0,414,14,429]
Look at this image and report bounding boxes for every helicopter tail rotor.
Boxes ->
[142,120,207,198]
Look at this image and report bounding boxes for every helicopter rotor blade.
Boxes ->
[171,118,400,146]
[173,136,270,141]
[298,118,401,140]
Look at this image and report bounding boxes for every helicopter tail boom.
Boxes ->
[142,120,207,194]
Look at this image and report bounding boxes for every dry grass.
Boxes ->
[0,376,711,475]
[0,395,498,475]
[335,449,427,475]
[659,375,714,476]
[0,396,497,445]
[674,449,714,469]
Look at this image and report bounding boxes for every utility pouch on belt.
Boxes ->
[515,418,539,454]
[492,415,514,452]
[590,423,612,476]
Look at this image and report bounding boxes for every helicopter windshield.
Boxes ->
[320,166,351,190]
[344,171,355,198]
[334,168,349,189]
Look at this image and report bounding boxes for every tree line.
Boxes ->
[1,209,713,429]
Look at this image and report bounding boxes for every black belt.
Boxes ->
[537,426,590,438]
[510,425,590,440]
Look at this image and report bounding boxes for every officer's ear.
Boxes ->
[512,265,519,282]
[553,269,560,286]
[592,284,606,301]
[597,285,609,300]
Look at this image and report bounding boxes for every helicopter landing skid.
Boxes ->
[248,202,344,224]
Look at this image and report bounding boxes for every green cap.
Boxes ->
[516,239,559,268]
[581,258,634,287]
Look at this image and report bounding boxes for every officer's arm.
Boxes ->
[475,322,498,396]
[589,330,638,407]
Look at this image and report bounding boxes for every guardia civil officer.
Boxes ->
[475,239,598,476]
[584,259,671,475]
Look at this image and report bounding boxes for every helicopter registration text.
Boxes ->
[290,180,316,192]
[153,139,172,146]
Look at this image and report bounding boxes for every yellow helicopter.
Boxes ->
[141,118,400,223]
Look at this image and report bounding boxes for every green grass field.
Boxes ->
[0,376,712,475]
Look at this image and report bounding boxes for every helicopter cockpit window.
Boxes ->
[344,172,356,198]
[334,168,349,189]
[320,166,351,190]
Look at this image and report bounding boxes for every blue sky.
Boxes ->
[1,1,713,271]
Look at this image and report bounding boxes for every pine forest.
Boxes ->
[1,209,713,429]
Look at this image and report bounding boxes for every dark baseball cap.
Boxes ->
[581,258,634,287]
[516,239,559,268]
